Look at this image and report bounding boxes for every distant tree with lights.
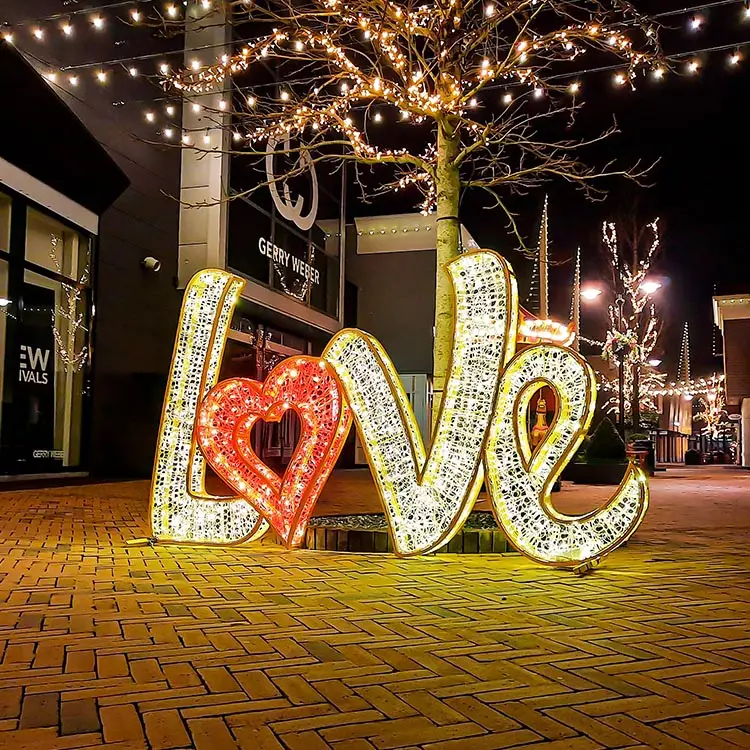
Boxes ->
[600,215,666,428]
[161,0,663,415]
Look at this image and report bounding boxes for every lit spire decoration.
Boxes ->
[677,321,691,383]
[600,217,666,425]
[539,195,550,319]
[154,0,665,415]
[570,246,581,352]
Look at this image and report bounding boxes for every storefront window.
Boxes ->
[0,196,92,474]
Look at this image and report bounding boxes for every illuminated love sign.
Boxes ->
[149,251,649,568]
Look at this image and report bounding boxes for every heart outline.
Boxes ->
[196,356,352,547]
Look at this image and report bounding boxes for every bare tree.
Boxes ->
[156,0,663,416]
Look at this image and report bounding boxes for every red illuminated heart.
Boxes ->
[196,357,351,547]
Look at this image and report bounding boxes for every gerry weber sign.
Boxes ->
[258,136,321,288]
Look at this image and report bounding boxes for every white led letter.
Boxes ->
[150,270,267,545]
[484,344,649,566]
[324,250,518,556]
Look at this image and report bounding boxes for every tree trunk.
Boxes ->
[432,123,461,434]
[632,362,640,430]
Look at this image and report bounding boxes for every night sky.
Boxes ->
[4,1,749,378]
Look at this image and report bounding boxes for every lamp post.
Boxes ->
[614,294,627,438]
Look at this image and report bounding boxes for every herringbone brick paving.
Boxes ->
[0,466,749,749]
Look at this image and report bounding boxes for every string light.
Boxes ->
[61,23,73,36]
[96,70,107,83]
[690,15,703,31]
[166,104,176,115]
[653,66,665,79]
[128,66,138,77]
[614,72,627,85]
[502,92,513,104]
[69,75,79,86]
[163,127,173,138]
[167,5,178,18]
[145,111,155,122]
[687,59,700,73]
[131,10,141,22]
[729,51,741,65]
[91,16,104,30]
[181,133,191,144]
[247,95,256,106]
[373,112,382,122]
[569,81,581,93]
[32,28,44,40]
[191,102,202,112]
[2,32,13,44]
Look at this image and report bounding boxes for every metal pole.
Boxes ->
[616,295,626,438]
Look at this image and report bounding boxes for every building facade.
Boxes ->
[713,294,750,467]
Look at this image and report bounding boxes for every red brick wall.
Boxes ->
[723,319,750,404]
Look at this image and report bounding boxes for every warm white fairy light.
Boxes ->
[247,95,256,107]
[373,112,382,122]
[182,133,191,144]
[614,72,627,85]
[191,102,202,112]
[159,62,170,74]
[32,28,44,40]
[167,5,178,18]
[91,16,104,30]
[145,111,155,122]
[190,59,201,70]
[690,15,703,31]
[502,92,513,104]
[2,32,13,44]
[687,59,700,73]
[324,250,518,556]
[166,105,176,116]
[485,345,649,566]
[163,127,174,138]
[131,9,141,22]
[653,66,665,79]
[729,51,741,65]
[61,23,73,36]
[150,270,267,545]
[218,99,227,110]
[569,81,581,93]
[96,70,107,83]
[69,75,79,86]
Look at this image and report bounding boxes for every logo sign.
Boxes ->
[265,135,319,232]
[19,344,51,384]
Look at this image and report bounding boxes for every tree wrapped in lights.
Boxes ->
[49,234,89,373]
[159,0,663,410]
[600,216,665,428]
[694,386,727,439]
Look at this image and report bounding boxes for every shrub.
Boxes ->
[586,418,627,464]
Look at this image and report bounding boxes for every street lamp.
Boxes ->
[580,287,603,301]
[639,279,662,295]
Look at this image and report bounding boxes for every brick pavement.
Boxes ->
[0,466,749,749]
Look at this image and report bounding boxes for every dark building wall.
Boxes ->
[723,319,750,405]
[68,97,181,477]
[345,228,435,374]
[5,20,185,476]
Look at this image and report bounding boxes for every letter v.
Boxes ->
[323,250,518,555]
